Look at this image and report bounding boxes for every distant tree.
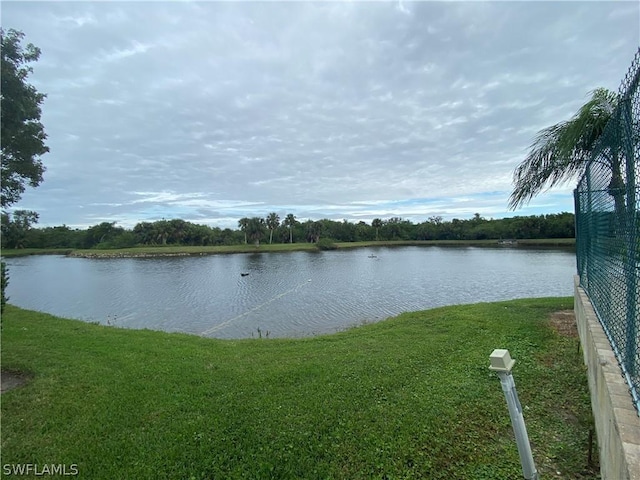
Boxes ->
[149,220,170,246]
[210,226,226,245]
[543,212,575,238]
[133,222,156,245]
[266,212,280,244]
[238,217,249,244]
[246,217,266,246]
[382,217,411,240]
[108,230,137,248]
[220,228,241,245]
[168,219,188,244]
[355,221,374,241]
[1,209,38,248]
[470,213,484,225]
[10,213,578,251]
[509,88,621,211]
[283,213,297,243]
[34,225,83,248]
[437,219,463,240]
[332,219,356,242]
[185,223,216,246]
[1,29,49,208]
[278,226,291,243]
[84,221,124,248]
[305,221,322,243]
[416,220,437,240]
[371,218,383,241]
[515,216,543,239]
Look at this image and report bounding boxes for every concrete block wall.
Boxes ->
[574,277,640,480]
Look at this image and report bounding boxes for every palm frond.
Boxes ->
[508,88,619,209]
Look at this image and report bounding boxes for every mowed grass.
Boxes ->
[1,298,596,479]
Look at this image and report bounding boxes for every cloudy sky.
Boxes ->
[2,1,639,229]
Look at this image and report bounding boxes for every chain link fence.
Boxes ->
[575,48,640,414]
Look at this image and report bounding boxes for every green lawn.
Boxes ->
[1,298,596,479]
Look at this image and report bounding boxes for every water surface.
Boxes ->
[5,246,575,338]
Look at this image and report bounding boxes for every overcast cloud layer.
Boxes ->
[2,1,639,229]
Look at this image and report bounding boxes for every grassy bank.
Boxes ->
[0,248,74,258]
[1,238,575,258]
[1,298,595,479]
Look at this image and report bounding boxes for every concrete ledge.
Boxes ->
[574,277,640,480]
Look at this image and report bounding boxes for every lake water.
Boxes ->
[4,246,576,339]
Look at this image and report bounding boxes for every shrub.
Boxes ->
[315,238,338,250]
[95,232,138,249]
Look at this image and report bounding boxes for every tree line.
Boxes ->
[1,211,575,250]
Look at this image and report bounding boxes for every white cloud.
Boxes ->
[100,41,154,63]
[54,13,96,28]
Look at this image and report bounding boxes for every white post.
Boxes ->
[489,349,539,480]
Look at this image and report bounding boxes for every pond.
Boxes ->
[4,246,576,338]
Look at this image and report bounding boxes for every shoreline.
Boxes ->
[2,238,575,259]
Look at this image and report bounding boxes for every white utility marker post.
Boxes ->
[489,349,539,480]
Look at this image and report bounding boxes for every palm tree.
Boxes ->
[154,219,170,246]
[305,220,322,243]
[168,218,188,244]
[238,217,249,244]
[266,212,280,244]
[371,218,383,241]
[246,217,266,246]
[133,222,155,245]
[509,87,622,211]
[283,213,297,243]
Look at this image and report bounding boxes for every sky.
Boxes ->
[1,0,639,230]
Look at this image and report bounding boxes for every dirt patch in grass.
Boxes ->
[1,369,32,394]
[549,310,578,338]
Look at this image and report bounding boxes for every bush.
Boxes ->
[315,238,338,250]
[95,232,138,249]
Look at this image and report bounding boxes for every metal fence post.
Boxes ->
[489,349,539,480]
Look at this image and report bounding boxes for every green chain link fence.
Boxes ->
[575,48,640,414]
